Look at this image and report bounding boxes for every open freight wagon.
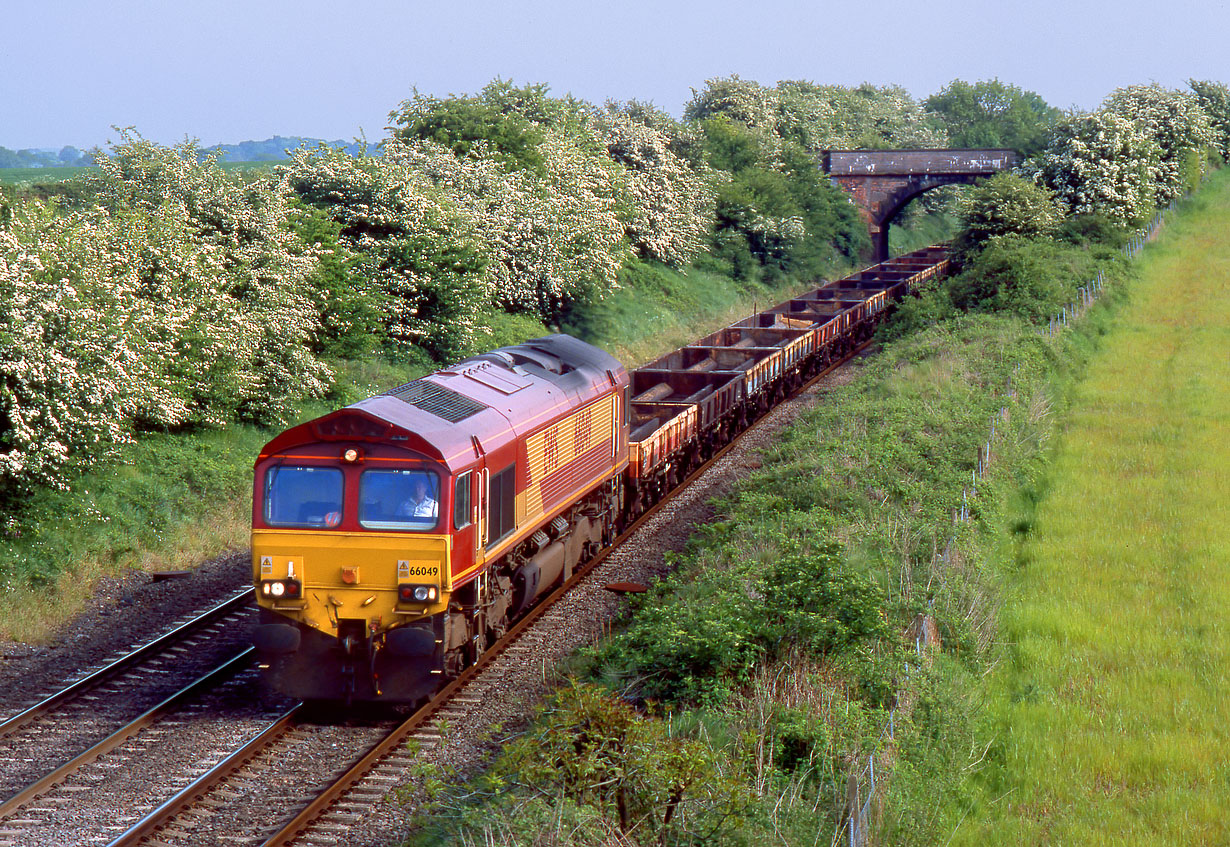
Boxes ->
[624,245,950,510]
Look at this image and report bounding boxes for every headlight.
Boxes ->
[260,579,301,599]
[398,584,439,603]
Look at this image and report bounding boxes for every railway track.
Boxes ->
[0,591,264,846]
[0,590,253,734]
[105,336,877,847]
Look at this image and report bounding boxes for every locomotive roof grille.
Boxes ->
[385,379,487,423]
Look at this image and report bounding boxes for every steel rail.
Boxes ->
[256,315,890,847]
[107,704,303,847]
[0,647,256,820]
[0,588,253,740]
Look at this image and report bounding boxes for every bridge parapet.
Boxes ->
[825,149,1018,176]
[824,148,1019,260]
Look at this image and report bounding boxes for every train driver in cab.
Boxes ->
[397,475,438,520]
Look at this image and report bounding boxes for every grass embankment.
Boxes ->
[0,259,848,643]
[947,178,1230,843]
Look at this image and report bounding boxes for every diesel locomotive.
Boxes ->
[251,335,628,702]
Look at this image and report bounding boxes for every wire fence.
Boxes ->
[1042,200,1175,337]
[834,198,1177,847]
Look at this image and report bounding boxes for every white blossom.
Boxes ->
[1027,110,1161,227]
[1103,83,1216,201]
[0,133,330,493]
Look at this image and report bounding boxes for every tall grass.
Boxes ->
[949,172,1230,844]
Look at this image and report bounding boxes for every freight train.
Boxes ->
[250,247,950,703]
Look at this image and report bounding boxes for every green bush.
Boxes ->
[946,236,1111,322]
[925,78,1061,157]
[456,682,738,844]
[1055,213,1130,247]
[389,91,547,174]
[699,118,868,280]
[762,548,890,657]
[290,201,382,359]
[952,173,1063,260]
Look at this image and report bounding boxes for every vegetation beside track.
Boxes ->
[400,97,1230,845]
[397,209,1149,845]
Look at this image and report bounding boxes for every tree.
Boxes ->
[925,78,1060,157]
[84,131,330,426]
[684,74,781,133]
[595,107,718,267]
[1188,79,1230,161]
[953,172,1063,258]
[606,98,708,167]
[1028,109,1160,227]
[775,80,946,152]
[387,84,672,324]
[388,89,546,174]
[58,146,85,165]
[0,130,340,497]
[1103,83,1215,201]
[280,142,489,360]
[947,235,1095,321]
[289,201,381,359]
[686,76,946,158]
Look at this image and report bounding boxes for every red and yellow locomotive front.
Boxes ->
[251,335,628,703]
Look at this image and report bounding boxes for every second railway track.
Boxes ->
[0,591,269,847]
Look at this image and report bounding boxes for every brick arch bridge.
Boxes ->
[823,149,1019,261]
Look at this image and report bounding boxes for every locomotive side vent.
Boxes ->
[386,380,487,423]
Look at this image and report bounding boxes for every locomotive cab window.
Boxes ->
[453,472,472,530]
[264,466,344,528]
[359,469,441,531]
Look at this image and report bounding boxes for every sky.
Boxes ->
[3,0,1228,151]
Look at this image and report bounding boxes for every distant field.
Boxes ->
[0,166,90,184]
[954,172,1230,844]
[0,160,279,186]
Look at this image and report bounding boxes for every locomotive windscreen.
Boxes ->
[264,466,344,528]
[358,469,441,531]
